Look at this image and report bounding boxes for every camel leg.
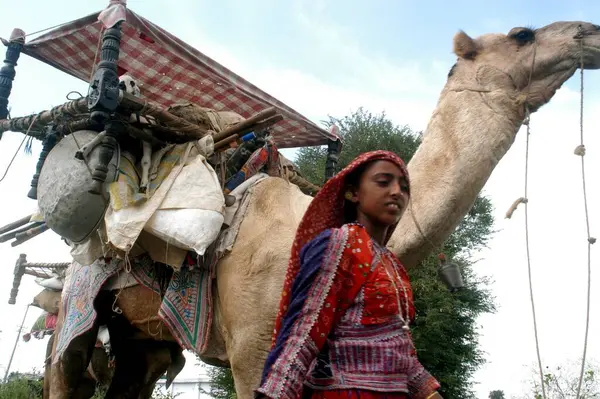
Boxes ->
[105,339,151,398]
[217,252,285,399]
[98,286,182,398]
[49,304,100,399]
[106,336,183,398]
[43,333,54,399]
[138,342,186,399]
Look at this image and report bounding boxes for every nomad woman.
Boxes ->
[256,150,442,399]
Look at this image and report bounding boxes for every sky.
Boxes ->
[0,0,599,397]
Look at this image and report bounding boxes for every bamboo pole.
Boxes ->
[0,222,43,243]
[11,224,49,247]
[212,107,277,142]
[118,92,210,138]
[213,114,284,151]
[0,97,89,138]
[0,215,32,235]
[0,92,281,147]
[283,168,321,195]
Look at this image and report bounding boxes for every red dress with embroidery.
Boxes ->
[257,223,440,399]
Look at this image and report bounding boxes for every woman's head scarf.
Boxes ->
[272,150,410,343]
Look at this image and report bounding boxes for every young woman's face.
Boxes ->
[349,160,409,227]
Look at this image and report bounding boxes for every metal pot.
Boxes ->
[37,130,120,244]
[437,254,465,292]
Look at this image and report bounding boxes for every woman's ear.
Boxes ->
[345,187,359,203]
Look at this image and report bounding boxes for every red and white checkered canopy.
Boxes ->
[17,3,338,148]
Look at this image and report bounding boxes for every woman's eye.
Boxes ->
[376,181,389,187]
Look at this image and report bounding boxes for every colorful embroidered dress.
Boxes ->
[256,151,440,399]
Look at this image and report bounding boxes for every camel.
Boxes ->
[49,21,600,399]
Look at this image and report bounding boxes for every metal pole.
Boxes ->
[3,304,30,382]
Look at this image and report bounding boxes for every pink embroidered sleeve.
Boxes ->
[407,354,442,399]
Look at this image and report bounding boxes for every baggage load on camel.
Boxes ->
[34,275,64,291]
[167,103,245,132]
[104,137,225,257]
[32,288,61,314]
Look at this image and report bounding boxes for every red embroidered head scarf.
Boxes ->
[272,150,410,344]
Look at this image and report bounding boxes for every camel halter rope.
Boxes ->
[507,27,594,399]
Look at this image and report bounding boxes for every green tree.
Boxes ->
[202,365,236,399]
[206,108,497,398]
[489,390,506,399]
[0,371,43,399]
[296,108,496,398]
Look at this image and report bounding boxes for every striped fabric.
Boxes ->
[16,4,338,149]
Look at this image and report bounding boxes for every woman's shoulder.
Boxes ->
[301,223,371,254]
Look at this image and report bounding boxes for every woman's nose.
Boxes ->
[389,182,402,196]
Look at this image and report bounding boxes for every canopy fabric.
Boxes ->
[15,5,338,148]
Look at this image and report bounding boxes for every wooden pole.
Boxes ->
[0,222,43,243]
[213,114,283,151]
[11,223,49,247]
[212,107,277,142]
[0,28,25,140]
[8,254,26,305]
[0,215,32,235]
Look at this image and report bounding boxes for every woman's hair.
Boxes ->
[342,161,373,223]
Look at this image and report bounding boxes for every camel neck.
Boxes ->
[387,88,524,268]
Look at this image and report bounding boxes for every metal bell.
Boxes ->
[437,253,465,292]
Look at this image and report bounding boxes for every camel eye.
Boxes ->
[511,29,535,44]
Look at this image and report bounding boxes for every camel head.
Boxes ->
[449,22,600,114]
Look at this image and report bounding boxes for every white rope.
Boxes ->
[574,33,595,399]
[521,110,547,399]
[518,42,548,399]
[510,32,595,398]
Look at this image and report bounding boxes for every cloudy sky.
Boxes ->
[1,0,599,397]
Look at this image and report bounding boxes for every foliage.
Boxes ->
[0,371,180,399]
[519,359,599,399]
[151,386,182,398]
[489,390,506,399]
[91,385,107,398]
[202,365,236,399]
[0,372,43,399]
[206,108,497,398]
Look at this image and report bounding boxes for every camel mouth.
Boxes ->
[581,45,600,69]
[579,24,600,69]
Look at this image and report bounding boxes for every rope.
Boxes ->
[508,42,547,399]
[574,32,595,399]
[521,109,546,399]
[408,198,443,255]
[0,114,39,184]
[6,19,79,42]
[88,28,104,84]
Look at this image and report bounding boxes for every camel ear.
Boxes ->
[453,31,478,59]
